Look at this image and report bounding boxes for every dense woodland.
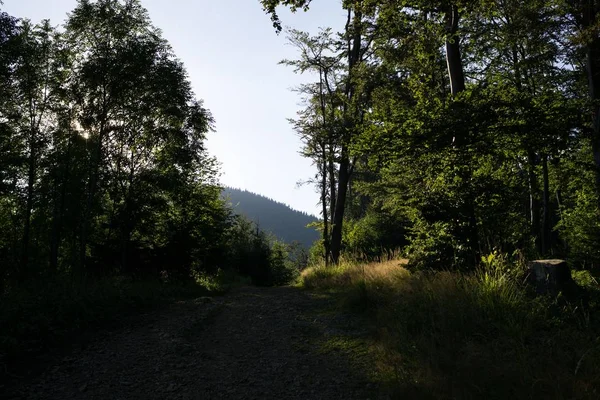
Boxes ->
[263,0,600,271]
[0,0,310,296]
[2,0,600,397]
[3,0,598,288]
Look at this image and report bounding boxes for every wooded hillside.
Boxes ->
[223,187,319,248]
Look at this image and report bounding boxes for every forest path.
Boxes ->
[12,286,383,400]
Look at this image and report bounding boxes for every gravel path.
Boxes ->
[7,286,383,400]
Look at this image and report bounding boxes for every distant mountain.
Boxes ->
[222,187,320,248]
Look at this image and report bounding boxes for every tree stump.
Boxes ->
[527,259,573,296]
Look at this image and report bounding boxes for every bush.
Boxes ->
[268,241,300,286]
[307,239,326,267]
[223,216,301,286]
[344,210,408,262]
[558,188,600,270]
[405,219,462,270]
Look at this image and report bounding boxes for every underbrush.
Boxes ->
[300,258,600,399]
[0,271,230,381]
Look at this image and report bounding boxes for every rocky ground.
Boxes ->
[5,286,385,399]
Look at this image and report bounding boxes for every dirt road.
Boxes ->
[8,286,382,400]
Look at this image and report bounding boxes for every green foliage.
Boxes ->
[271,0,600,274]
[0,0,236,290]
[259,0,312,32]
[0,2,320,375]
[344,209,407,261]
[222,216,300,286]
[269,241,300,286]
[572,269,600,289]
[558,184,600,269]
[307,238,327,266]
[404,220,461,270]
[268,0,600,276]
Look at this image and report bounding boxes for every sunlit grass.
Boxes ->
[300,257,600,399]
[300,258,409,290]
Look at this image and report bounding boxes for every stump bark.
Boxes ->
[527,259,573,296]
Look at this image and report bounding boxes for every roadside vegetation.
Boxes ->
[300,256,600,399]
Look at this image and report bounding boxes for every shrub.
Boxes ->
[344,211,408,262]
[558,188,600,270]
[404,219,461,270]
[223,216,301,286]
[268,241,300,286]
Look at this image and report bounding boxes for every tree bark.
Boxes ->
[321,144,330,267]
[445,4,465,96]
[50,133,73,271]
[527,149,541,251]
[318,68,333,265]
[20,128,36,280]
[577,0,600,208]
[80,121,104,274]
[328,143,336,226]
[330,149,350,264]
[329,5,362,264]
[444,3,478,264]
[541,153,551,255]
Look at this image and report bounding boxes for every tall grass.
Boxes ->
[300,257,600,399]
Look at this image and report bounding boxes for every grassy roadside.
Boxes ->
[0,271,241,384]
[300,258,600,399]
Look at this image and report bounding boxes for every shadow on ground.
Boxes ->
[7,286,384,400]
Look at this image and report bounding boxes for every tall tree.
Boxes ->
[12,20,64,278]
[283,28,345,265]
[272,1,373,264]
[568,0,600,208]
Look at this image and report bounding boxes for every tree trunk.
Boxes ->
[587,23,600,208]
[50,134,73,271]
[444,4,478,264]
[328,143,336,225]
[119,151,137,273]
[527,150,541,252]
[321,144,330,267]
[318,67,334,265]
[541,154,551,255]
[527,259,574,296]
[20,132,36,281]
[330,150,350,264]
[579,0,600,208]
[79,50,110,274]
[445,4,465,96]
[328,5,362,265]
[556,187,568,251]
[80,125,104,274]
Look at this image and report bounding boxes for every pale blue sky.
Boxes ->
[4,0,346,215]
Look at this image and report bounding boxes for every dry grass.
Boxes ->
[300,259,600,399]
[300,258,409,289]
